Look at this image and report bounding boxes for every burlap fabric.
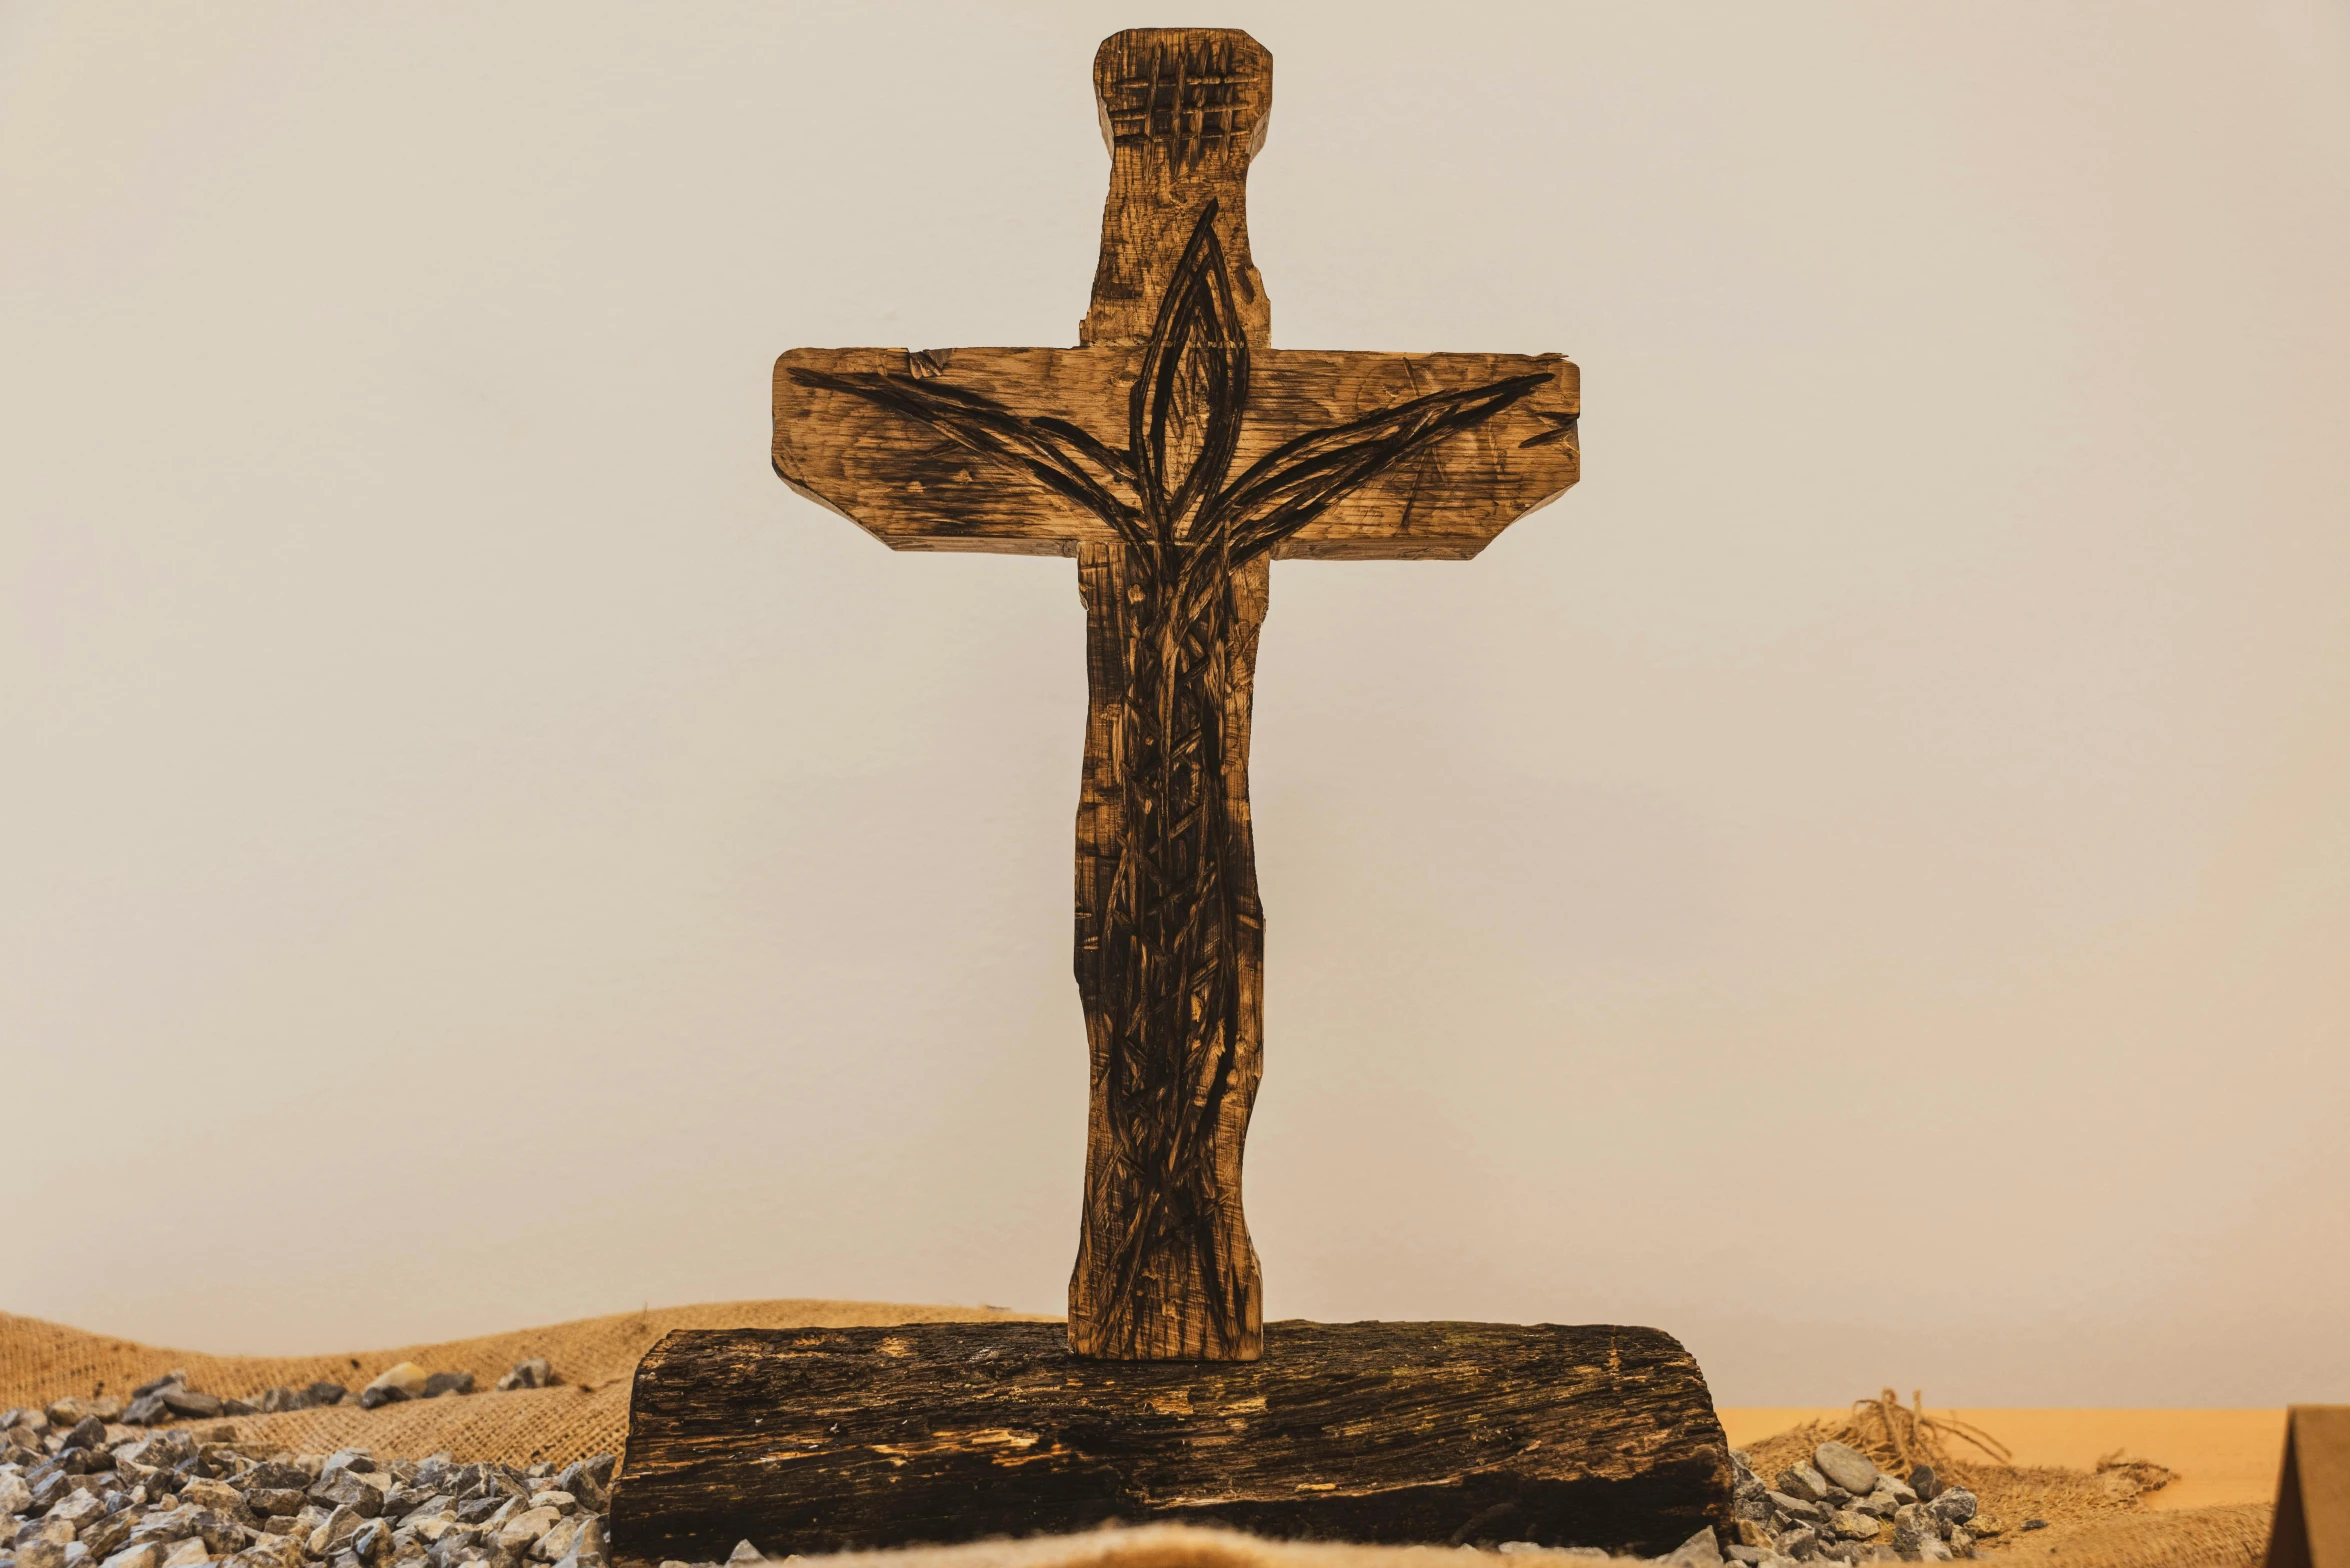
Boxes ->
[0,1300,1041,1468]
[0,1308,2274,1566]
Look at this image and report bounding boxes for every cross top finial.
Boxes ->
[1093,29,1270,161]
[1083,29,1273,349]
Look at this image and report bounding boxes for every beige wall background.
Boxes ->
[4,1,2346,1405]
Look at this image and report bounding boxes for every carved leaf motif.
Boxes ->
[786,367,1145,545]
[1214,372,1551,562]
[1130,202,1249,538]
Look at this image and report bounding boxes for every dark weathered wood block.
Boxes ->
[607,1322,1733,1561]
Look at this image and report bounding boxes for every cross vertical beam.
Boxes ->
[1067,29,1277,1361]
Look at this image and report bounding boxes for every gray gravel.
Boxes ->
[0,1395,612,1568]
[1712,1442,1990,1563]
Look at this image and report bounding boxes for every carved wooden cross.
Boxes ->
[773,28,1579,1361]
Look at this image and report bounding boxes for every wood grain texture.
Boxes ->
[769,27,1583,1361]
[606,1322,1733,1561]
[773,347,1578,559]
[1070,544,1267,1359]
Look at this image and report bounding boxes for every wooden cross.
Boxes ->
[773,27,1580,1361]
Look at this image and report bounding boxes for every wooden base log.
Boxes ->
[606,1322,1733,1562]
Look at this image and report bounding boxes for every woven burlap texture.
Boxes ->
[0,1300,1041,1467]
[0,1307,2275,1567]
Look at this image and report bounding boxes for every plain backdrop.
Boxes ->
[4,1,2347,1406]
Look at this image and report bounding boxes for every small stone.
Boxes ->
[1778,1526,1818,1559]
[1890,1503,1931,1547]
[1850,1491,1896,1520]
[361,1367,429,1406]
[119,1400,169,1428]
[1962,1517,2000,1539]
[311,1508,368,1559]
[177,1482,242,1518]
[349,1522,391,1566]
[419,1376,474,1401]
[1946,1529,1973,1559]
[229,1540,303,1568]
[1829,1511,1881,1541]
[560,1518,602,1566]
[306,1385,348,1409]
[1726,1520,1770,1551]
[157,1544,208,1568]
[155,1391,221,1423]
[723,1546,762,1568]
[494,1511,559,1554]
[1723,1551,1763,1566]
[1927,1489,1975,1527]
[130,1374,185,1400]
[1777,1464,1831,1504]
[100,1546,161,1568]
[20,1519,76,1550]
[1767,1491,1824,1523]
[1873,1476,1917,1507]
[308,1475,381,1520]
[1912,1539,1953,1563]
[243,1493,304,1521]
[492,1364,550,1395]
[1908,1466,1939,1503]
[530,1520,591,1564]
[191,1519,242,1560]
[0,1470,32,1514]
[22,1542,71,1568]
[549,1467,603,1515]
[79,1517,133,1563]
[50,1490,106,1528]
[1813,1443,1880,1496]
[1660,1528,1722,1567]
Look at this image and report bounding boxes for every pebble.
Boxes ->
[1774,1464,1830,1504]
[1827,1510,1880,1541]
[1658,1528,1721,1566]
[1909,1464,1940,1502]
[1812,1442,1880,1496]
[492,1364,551,1395]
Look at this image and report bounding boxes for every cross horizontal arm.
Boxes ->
[773,345,1578,561]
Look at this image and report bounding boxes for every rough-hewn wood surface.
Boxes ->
[607,1323,1731,1561]
[775,346,1580,560]
[770,27,1582,1361]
